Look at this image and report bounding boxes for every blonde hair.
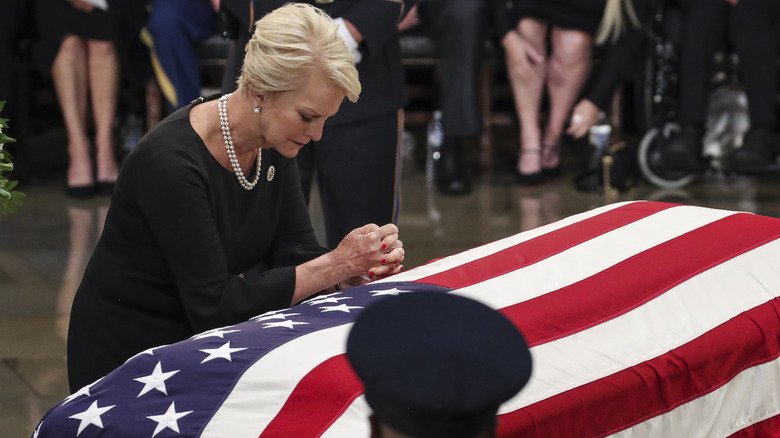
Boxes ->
[595,0,640,45]
[237,3,361,102]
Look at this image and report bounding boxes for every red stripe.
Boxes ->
[728,414,780,438]
[259,354,363,438]
[500,213,780,347]
[497,298,780,437]
[416,202,677,289]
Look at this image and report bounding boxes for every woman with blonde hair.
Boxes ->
[491,0,647,185]
[66,3,404,393]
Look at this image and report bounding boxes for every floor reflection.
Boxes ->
[55,206,107,339]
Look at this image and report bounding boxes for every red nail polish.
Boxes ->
[369,271,375,277]
[381,243,387,250]
[381,258,386,264]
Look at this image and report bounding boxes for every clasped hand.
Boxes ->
[333,223,404,286]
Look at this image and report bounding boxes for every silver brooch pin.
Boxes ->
[267,165,275,181]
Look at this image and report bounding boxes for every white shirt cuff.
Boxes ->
[333,17,362,64]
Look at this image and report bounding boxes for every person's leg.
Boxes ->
[431,0,485,194]
[316,112,401,249]
[86,39,120,187]
[505,18,548,182]
[146,0,216,111]
[435,0,484,139]
[662,0,727,168]
[51,35,93,193]
[543,27,592,172]
[728,0,780,168]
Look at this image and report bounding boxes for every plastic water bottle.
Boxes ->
[585,112,611,173]
[425,110,444,185]
[589,112,611,154]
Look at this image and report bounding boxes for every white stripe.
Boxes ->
[200,323,353,437]
[455,205,737,311]
[377,201,638,284]
[319,396,372,438]
[607,355,780,438]
[499,237,780,412]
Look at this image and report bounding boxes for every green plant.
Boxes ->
[0,101,25,214]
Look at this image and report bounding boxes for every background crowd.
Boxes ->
[2,0,780,201]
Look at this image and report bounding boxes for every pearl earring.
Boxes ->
[253,106,261,114]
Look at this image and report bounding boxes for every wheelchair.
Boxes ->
[636,0,778,189]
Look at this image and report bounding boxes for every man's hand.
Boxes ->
[398,4,419,32]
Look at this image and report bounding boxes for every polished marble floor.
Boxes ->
[3,125,780,437]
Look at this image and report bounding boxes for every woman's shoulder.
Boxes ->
[121,112,210,185]
[131,107,203,156]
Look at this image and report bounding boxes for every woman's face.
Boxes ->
[255,72,346,158]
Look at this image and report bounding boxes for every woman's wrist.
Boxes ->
[292,251,360,305]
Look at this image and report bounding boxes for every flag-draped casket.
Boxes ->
[32,201,780,437]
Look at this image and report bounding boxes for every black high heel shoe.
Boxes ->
[515,149,543,186]
[541,143,561,180]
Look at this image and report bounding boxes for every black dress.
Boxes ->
[32,0,150,86]
[501,0,608,35]
[33,0,115,77]
[66,95,329,392]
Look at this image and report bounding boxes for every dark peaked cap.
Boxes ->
[346,292,533,438]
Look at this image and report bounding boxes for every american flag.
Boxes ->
[33,201,780,437]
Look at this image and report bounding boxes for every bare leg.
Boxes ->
[87,39,120,183]
[51,35,92,188]
[543,28,593,169]
[505,18,548,175]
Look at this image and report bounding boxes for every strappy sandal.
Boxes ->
[541,143,561,179]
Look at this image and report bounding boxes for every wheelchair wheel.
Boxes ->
[637,123,695,189]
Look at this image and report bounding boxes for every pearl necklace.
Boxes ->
[218,93,261,190]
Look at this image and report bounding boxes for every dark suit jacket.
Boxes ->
[221,0,415,124]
